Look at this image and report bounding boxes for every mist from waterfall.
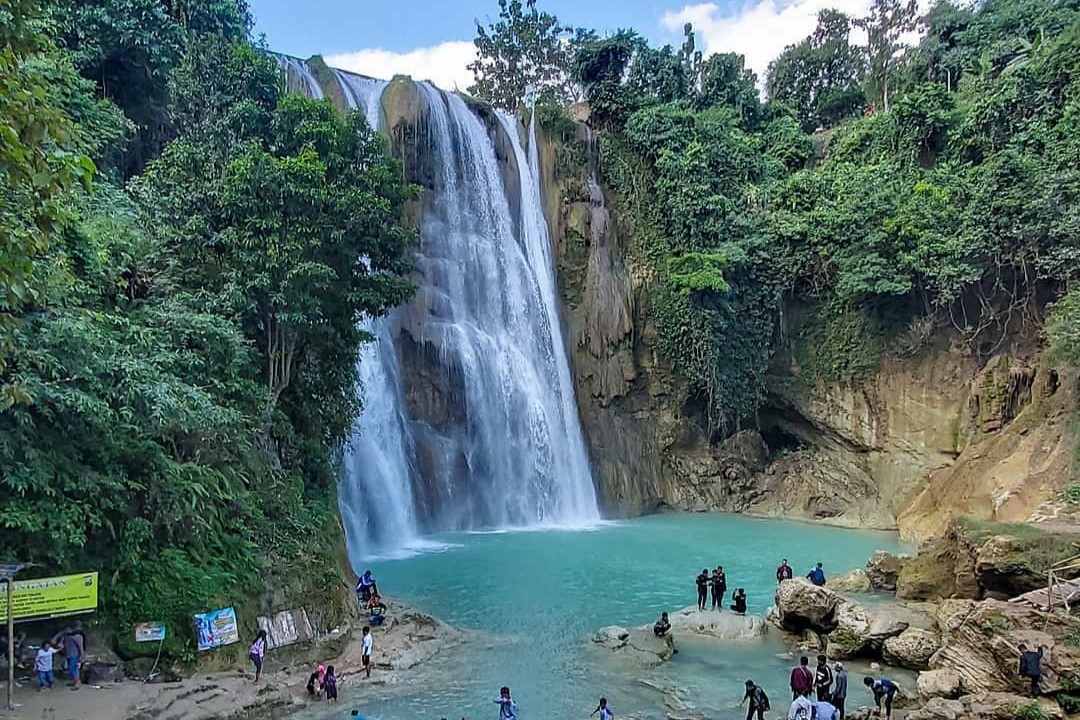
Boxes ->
[283,59,599,560]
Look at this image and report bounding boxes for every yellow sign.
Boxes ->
[0,572,99,623]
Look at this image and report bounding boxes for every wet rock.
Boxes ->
[592,625,675,663]
[916,669,963,699]
[882,628,941,670]
[664,606,768,640]
[865,551,911,591]
[826,601,908,658]
[828,569,872,593]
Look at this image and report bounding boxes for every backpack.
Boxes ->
[757,689,770,712]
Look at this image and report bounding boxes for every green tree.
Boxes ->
[468,0,577,109]
[854,0,920,111]
[767,9,865,131]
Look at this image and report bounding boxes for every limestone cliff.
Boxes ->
[535,116,1076,538]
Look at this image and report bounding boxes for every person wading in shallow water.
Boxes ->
[494,686,518,720]
[591,696,613,720]
[696,569,709,610]
[711,566,727,610]
[740,679,770,720]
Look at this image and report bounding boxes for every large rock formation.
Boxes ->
[882,628,940,670]
[773,579,908,658]
[537,119,1074,530]
[866,551,911,591]
[906,693,1065,720]
[592,625,675,663]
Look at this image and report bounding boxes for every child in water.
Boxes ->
[495,686,518,720]
[323,665,338,702]
[591,697,613,720]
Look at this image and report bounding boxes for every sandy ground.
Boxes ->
[0,608,459,720]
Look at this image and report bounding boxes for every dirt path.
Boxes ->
[0,609,459,720]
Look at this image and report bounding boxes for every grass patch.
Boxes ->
[955,516,1080,575]
[1010,700,1047,720]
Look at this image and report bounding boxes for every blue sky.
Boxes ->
[248,0,880,91]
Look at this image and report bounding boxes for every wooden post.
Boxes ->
[6,578,13,711]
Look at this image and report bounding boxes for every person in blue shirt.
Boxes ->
[591,697,613,720]
[495,685,518,720]
[863,676,899,720]
[807,563,826,587]
[814,700,841,720]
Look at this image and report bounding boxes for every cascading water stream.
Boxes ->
[277,57,599,560]
[273,54,324,99]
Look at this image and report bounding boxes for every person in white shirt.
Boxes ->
[788,693,814,720]
[35,640,60,690]
[361,625,373,678]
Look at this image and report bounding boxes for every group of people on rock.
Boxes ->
[739,655,897,720]
[355,570,387,626]
[694,566,748,613]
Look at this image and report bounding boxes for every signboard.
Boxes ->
[257,608,314,650]
[194,607,239,652]
[134,621,167,643]
[0,572,98,623]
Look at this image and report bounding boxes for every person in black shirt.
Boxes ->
[739,679,770,720]
[696,569,709,610]
[1019,643,1048,697]
[731,588,747,614]
[653,612,671,637]
[815,654,834,701]
[711,566,727,610]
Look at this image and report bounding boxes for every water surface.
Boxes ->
[305,514,911,720]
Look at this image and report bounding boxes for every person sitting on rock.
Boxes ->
[1019,643,1049,697]
[356,570,378,603]
[807,563,826,587]
[653,612,671,637]
[863,676,898,720]
[730,588,747,614]
[367,594,388,627]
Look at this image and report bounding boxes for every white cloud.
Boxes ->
[326,41,476,93]
[662,0,876,84]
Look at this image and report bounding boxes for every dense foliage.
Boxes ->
[0,0,413,655]
[529,0,1079,434]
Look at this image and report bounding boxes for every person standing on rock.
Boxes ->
[807,562,826,586]
[790,656,814,701]
[361,626,374,679]
[777,559,793,584]
[740,679,770,720]
[1019,643,1048,697]
[814,654,833,701]
[711,566,727,610]
[831,662,848,719]
[863,676,898,720]
[696,569,710,610]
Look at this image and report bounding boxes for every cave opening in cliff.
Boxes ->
[760,424,804,459]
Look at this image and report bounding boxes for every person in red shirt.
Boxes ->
[777,559,793,583]
[790,656,814,700]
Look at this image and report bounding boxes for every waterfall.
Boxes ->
[278,56,600,558]
[273,54,324,99]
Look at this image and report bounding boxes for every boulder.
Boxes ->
[896,529,979,601]
[774,578,844,632]
[963,692,1065,720]
[882,628,941,670]
[917,669,963,699]
[828,569,872,593]
[664,606,767,640]
[865,551,911,591]
[906,697,965,720]
[592,625,675,663]
[827,601,909,658]
[974,535,1045,598]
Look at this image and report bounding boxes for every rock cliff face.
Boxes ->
[535,118,1075,537]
